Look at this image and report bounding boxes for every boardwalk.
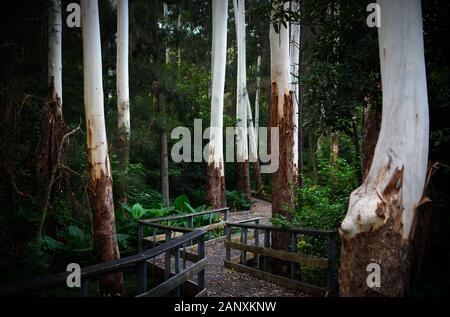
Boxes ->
[204,198,306,297]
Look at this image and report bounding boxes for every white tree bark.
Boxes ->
[81,0,123,293]
[290,0,301,176]
[116,0,130,145]
[48,0,63,110]
[82,0,111,180]
[255,54,261,146]
[270,2,290,118]
[208,0,228,174]
[340,0,429,241]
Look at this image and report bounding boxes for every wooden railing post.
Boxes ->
[225,224,231,261]
[255,219,260,269]
[197,234,206,292]
[189,216,194,246]
[174,246,181,296]
[165,230,172,281]
[327,233,337,297]
[290,233,298,280]
[224,209,229,221]
[137,222,144,253]
[80,279,88,297]
[264,229,271,273]
[240,228,248,264]
[208,212,212,240]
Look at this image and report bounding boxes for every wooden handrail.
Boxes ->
[0,230,205,296]
[225,222,337,237]
[144,222,194,233]
[139,207,229,224]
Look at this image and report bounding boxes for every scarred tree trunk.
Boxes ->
[81,0,124,295]
[116,0,130,206]
[206,0,228,209]
[340,0,429,297]
[270,2,294,276]
[48,0,62,111]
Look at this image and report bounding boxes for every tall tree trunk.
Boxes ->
[159,2,170,207]
[330,132,339,165]
[81,0,124,295]
[362,99,381,181]
[340,0,429,297]
[290,0,301,184]
[308,133,318,184]
[253,54,263,192]
[116,0,130,206]
[233,0,255,200]
[270,2,294,276]
[351,116,362,181]
[206,0,228,209]
[48,0,62,112]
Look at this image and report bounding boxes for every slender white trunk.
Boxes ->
[234,0,249,163]
[207,0,228,208]
[164,3,170,62]
[340,0,429,241]
[116,0,130,148]
[208,0,228,172]
[255,54,261,146]
[81,0,123,293]
[48,0,63,110]
[290,0,300,176]
[270,2,290,118]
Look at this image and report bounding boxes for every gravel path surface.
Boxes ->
[204,198,306,297]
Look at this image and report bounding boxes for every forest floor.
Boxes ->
[204,198,306,297]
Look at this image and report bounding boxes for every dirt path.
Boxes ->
[204,198,306,297]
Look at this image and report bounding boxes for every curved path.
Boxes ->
[204,198,306,297]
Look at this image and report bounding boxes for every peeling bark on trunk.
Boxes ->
[81,0,124,295]
[340,0,429,297]
[206,0,228,209]
[270,83,295,276]
[207,163,226,209]
[269,6,294,274]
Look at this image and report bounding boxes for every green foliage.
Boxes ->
[226,191,252,212]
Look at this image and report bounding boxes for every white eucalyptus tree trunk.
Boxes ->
[48,0,63,111]
[340,0,429,296]
[290,0,301,178]
[81,0,123,295]
[116,0,130,204]
[234,0,256,197]
[159,2,170,207]
[206,0,228,208]
[269,1,295,274]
